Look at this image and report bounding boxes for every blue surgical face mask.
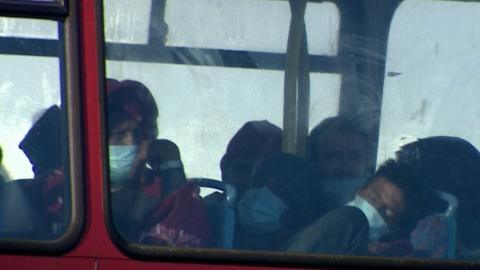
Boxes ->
[322,178,366,208]
[237,186,287,234]
[347,195,389,241]
[109,145,139,188]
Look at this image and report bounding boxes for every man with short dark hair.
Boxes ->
[287,159,437,256]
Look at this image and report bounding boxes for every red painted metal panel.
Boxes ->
[65,0,124,259]
[0,255,95,270]
[98,258,312,270]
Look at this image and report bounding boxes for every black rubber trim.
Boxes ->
[0,0,67,20]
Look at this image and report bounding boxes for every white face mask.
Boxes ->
[322,178,366,207]
[109,145,138,188]
[237,186,287,234]
[347,195,389,241]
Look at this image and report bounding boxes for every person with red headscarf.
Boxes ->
[106,79,211,247]
[106,78,159,191]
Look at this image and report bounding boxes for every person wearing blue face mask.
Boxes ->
[235,153,322,251]
[106,79,159,239]
[107,79,159,190]
[287,159,438,256]
[307,116,373,210]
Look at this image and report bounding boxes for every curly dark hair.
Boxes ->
[369,159,442,233]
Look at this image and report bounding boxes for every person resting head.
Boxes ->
[351,159,440,242]
[124,139,211,248]
[106,78,159,191]
[287,159,439,256]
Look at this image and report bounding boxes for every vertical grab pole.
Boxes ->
[283,0,308,155]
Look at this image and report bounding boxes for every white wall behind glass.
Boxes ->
[107,61,284,180]
[0,17,57,39]
[0,55,61,180]
[377,0,480,165]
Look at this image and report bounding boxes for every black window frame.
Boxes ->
[0,0,84,254]
[0,0,67,19]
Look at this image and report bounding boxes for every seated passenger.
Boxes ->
[287,159,439,256]
[396,136,480,259]
[308,116,373,210]
[213,120,282,202]
[106,79,210,247]
[235,152,320,251]
[4,105,67,239]
[106,78,159,237]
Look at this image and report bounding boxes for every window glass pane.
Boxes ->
[305,2,339,56]
[309,73,341,130]
[378,0,480,261]
[0,17,70,241]
[107,61,283,181]
[102,0,480,265]
[165,0,338,55]
[378,0,480,163]
[103,0,151,44]
[0,17,58,39]
[0,55,61,180]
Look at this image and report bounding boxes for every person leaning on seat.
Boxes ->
[287,159,440,256]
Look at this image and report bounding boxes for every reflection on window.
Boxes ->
[0,17,70,241]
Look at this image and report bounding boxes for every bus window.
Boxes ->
[0,16,73,243]
[102,0,480,266]
[103,0,341,252]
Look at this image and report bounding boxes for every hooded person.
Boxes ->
[4,105,68,239]
[219,120,282,201]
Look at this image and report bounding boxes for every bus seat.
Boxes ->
[435,190,458,259]
[410,190,458,259]
[189,178,237,249]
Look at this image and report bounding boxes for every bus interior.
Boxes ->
[0,0,480,269]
